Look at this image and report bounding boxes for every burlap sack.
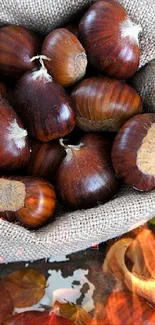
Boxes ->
[0,0,155,263]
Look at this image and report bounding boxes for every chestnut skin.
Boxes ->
[112,113,155,191]
[0,81,6,98]
[0,25,40,77]
[0,98,30,170]
[13,68,76,142]
[71,77,142,132]
[79,0,141,79]
[42,28,87,87]
[0,176,56,229]
[56,133,118,209]
[27,140,66,182]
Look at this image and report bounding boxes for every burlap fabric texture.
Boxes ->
[0,0,155,263]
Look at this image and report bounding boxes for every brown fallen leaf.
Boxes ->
[2,269,46,308]
[0,285,14,324]
[54,301,92,325]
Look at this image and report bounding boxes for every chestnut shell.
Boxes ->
[79,0,141,79]
[0,25,40,77]
[12,70,76,141]
[27,140,66,182]
[0,98,30,170]
[56,133,118,209]
[1,176,56,229]
[112,113,155,191]
[71,77,142,132]
[42,28,87,87]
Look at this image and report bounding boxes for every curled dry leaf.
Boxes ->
[2,269,46,308]
[102,234,155,305]
[133,229,155,278]
[94,291,155,325]
[126,231,151,278]
[0,285,14,324]
[54,301,92,325]
[4,311,50,325]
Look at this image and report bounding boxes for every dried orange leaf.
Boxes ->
[2,269,46,308]
[0,285,14,324]
[54,301,92,325]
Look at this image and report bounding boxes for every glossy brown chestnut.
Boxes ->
[79,0,142,79]
[42,28,87,87]
[0,98,30,170]
[0,81,6,98]
[0,25,40,77]
[27,140,66,181]
[112,113,155,191]
[13,58,76,141]
[94,292,155,325]
[0,176,56,229]
[56,133,118,209]
[71,77,142,132]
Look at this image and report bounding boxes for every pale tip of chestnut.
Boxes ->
[75,53,87,83]
[120,18,142,45]
[7,119,28,150]
[59,138,83,161]
[30,55,52,83]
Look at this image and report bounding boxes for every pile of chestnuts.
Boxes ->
[0,0,152,231]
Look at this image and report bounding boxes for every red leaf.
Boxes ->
[4,311,50,325]
[49,313,76,325]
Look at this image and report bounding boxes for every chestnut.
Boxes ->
[0,98,30,170]
[12,57,76,142]
[71,77,142,132]
[79,0,142,79]
[112,113,155,191]
[42,28,87,87]
[0,81,6,98]
[27,140,66,182]
[0,25,40,77]
[0,176,56,229]
[56,133,118,209]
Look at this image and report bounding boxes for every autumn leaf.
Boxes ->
[2,269,46,308]
[0,285,14,324]
[49,312,76,325]
[4,311,50,325]
[54,301,92,325]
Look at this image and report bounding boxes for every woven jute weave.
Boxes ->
[0,0,155,262]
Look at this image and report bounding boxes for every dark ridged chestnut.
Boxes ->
[79,0,142,79]
[0,176,56,229]
[56,133,118,209]
[0,81,6,98]
[42,28,87,87]
[0,25,40,77]
[71,77,142,132]
[13,62,76,141]
[0,98,30,170]
[112,113,155,191]
[27,140,66,181]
